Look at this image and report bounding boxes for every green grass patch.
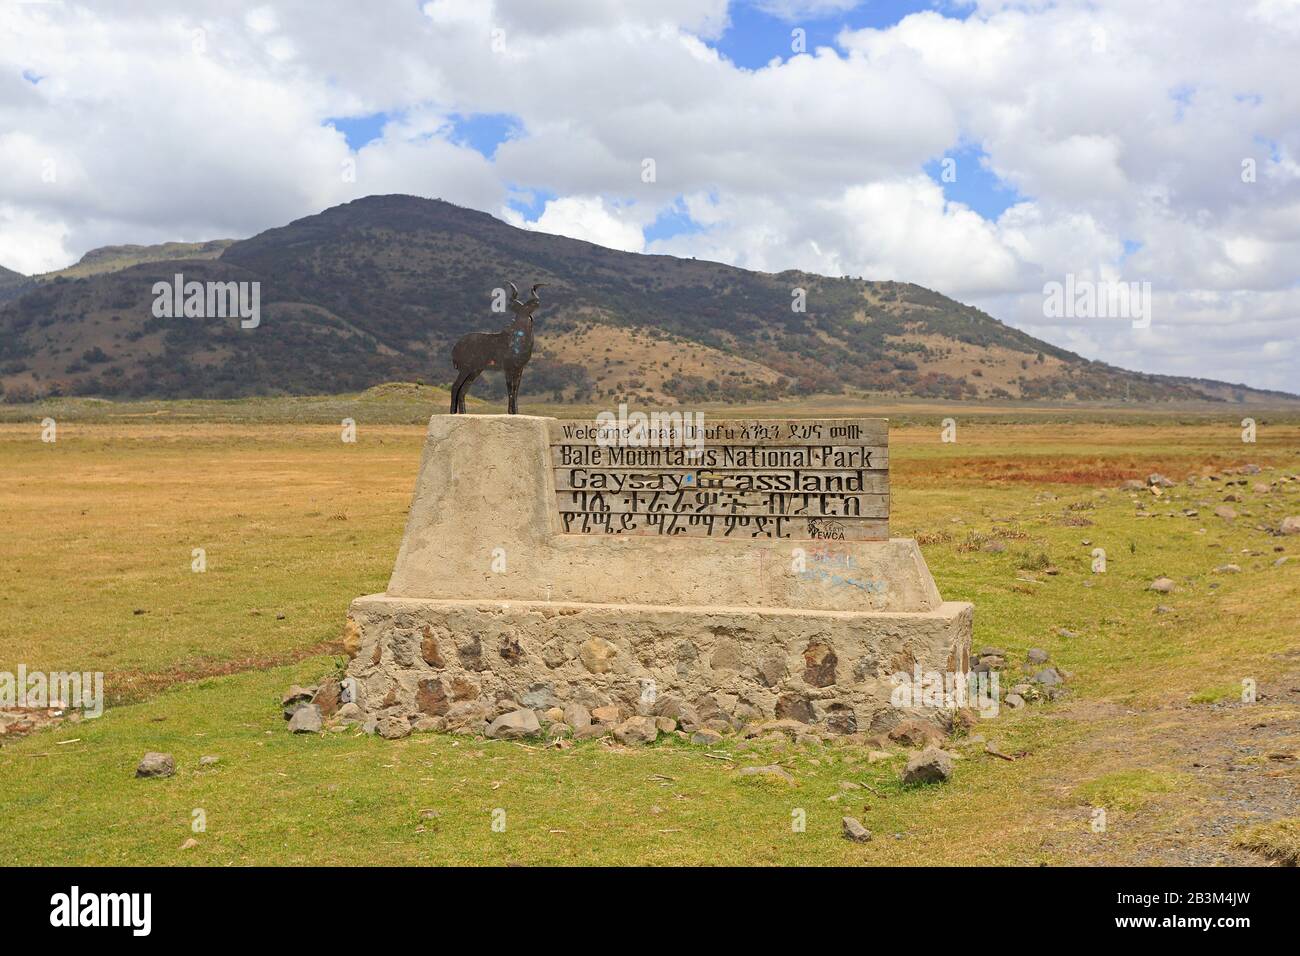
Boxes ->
[1074,769,1188,812]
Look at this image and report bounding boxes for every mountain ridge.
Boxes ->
[1,194,1294,405]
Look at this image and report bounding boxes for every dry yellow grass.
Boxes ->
[0,410,1297,864]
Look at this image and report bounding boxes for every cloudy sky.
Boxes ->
[2,0,1297,391]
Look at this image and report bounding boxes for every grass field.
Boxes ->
[1,395,1298,865]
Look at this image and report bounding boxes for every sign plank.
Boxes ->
[547,418,887,446]
[557,511,889,540]
[556,491,889,519]
[550,445,888,469]
[549,418,889,540]
[553,469,889,495]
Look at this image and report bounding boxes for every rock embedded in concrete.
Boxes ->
[521,684,559,710]
[414,678,449,716]
[420,626,446,668]
[802,642,838,687]
[313,678,342,718]
[335,702,363,723]
[580,637,619,674]
[888,719,946,749]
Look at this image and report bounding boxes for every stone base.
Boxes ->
[344,593,973,736]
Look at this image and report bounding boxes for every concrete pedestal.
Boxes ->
[343,415,973,736]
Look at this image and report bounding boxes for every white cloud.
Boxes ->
[0,0,1296,391]
[506,196,648,252]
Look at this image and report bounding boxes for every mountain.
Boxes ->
[44,240,235,280]
[0,241,233,308]
[0,194,1294,405]
[0,264,29,304]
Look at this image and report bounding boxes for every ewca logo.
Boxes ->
[49,886,151,936]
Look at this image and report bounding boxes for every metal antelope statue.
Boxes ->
[449,282,544,414]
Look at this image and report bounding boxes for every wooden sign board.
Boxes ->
[547,418,888,540]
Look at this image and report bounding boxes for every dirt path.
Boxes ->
[1037,655,1300,865]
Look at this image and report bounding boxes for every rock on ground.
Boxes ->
[737,764,795,783]
[485,708,541,740]
[281,685,314,707]
[842,817,872,843]
[901,746,954,786]
[377,716,411,739]
[613,715,659,745]
[136,752,175,778]
[1149,577,1176,593]
[288,704,323,734]
[563,703,592,730]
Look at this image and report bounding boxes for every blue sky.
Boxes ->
[714,0,969,69]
